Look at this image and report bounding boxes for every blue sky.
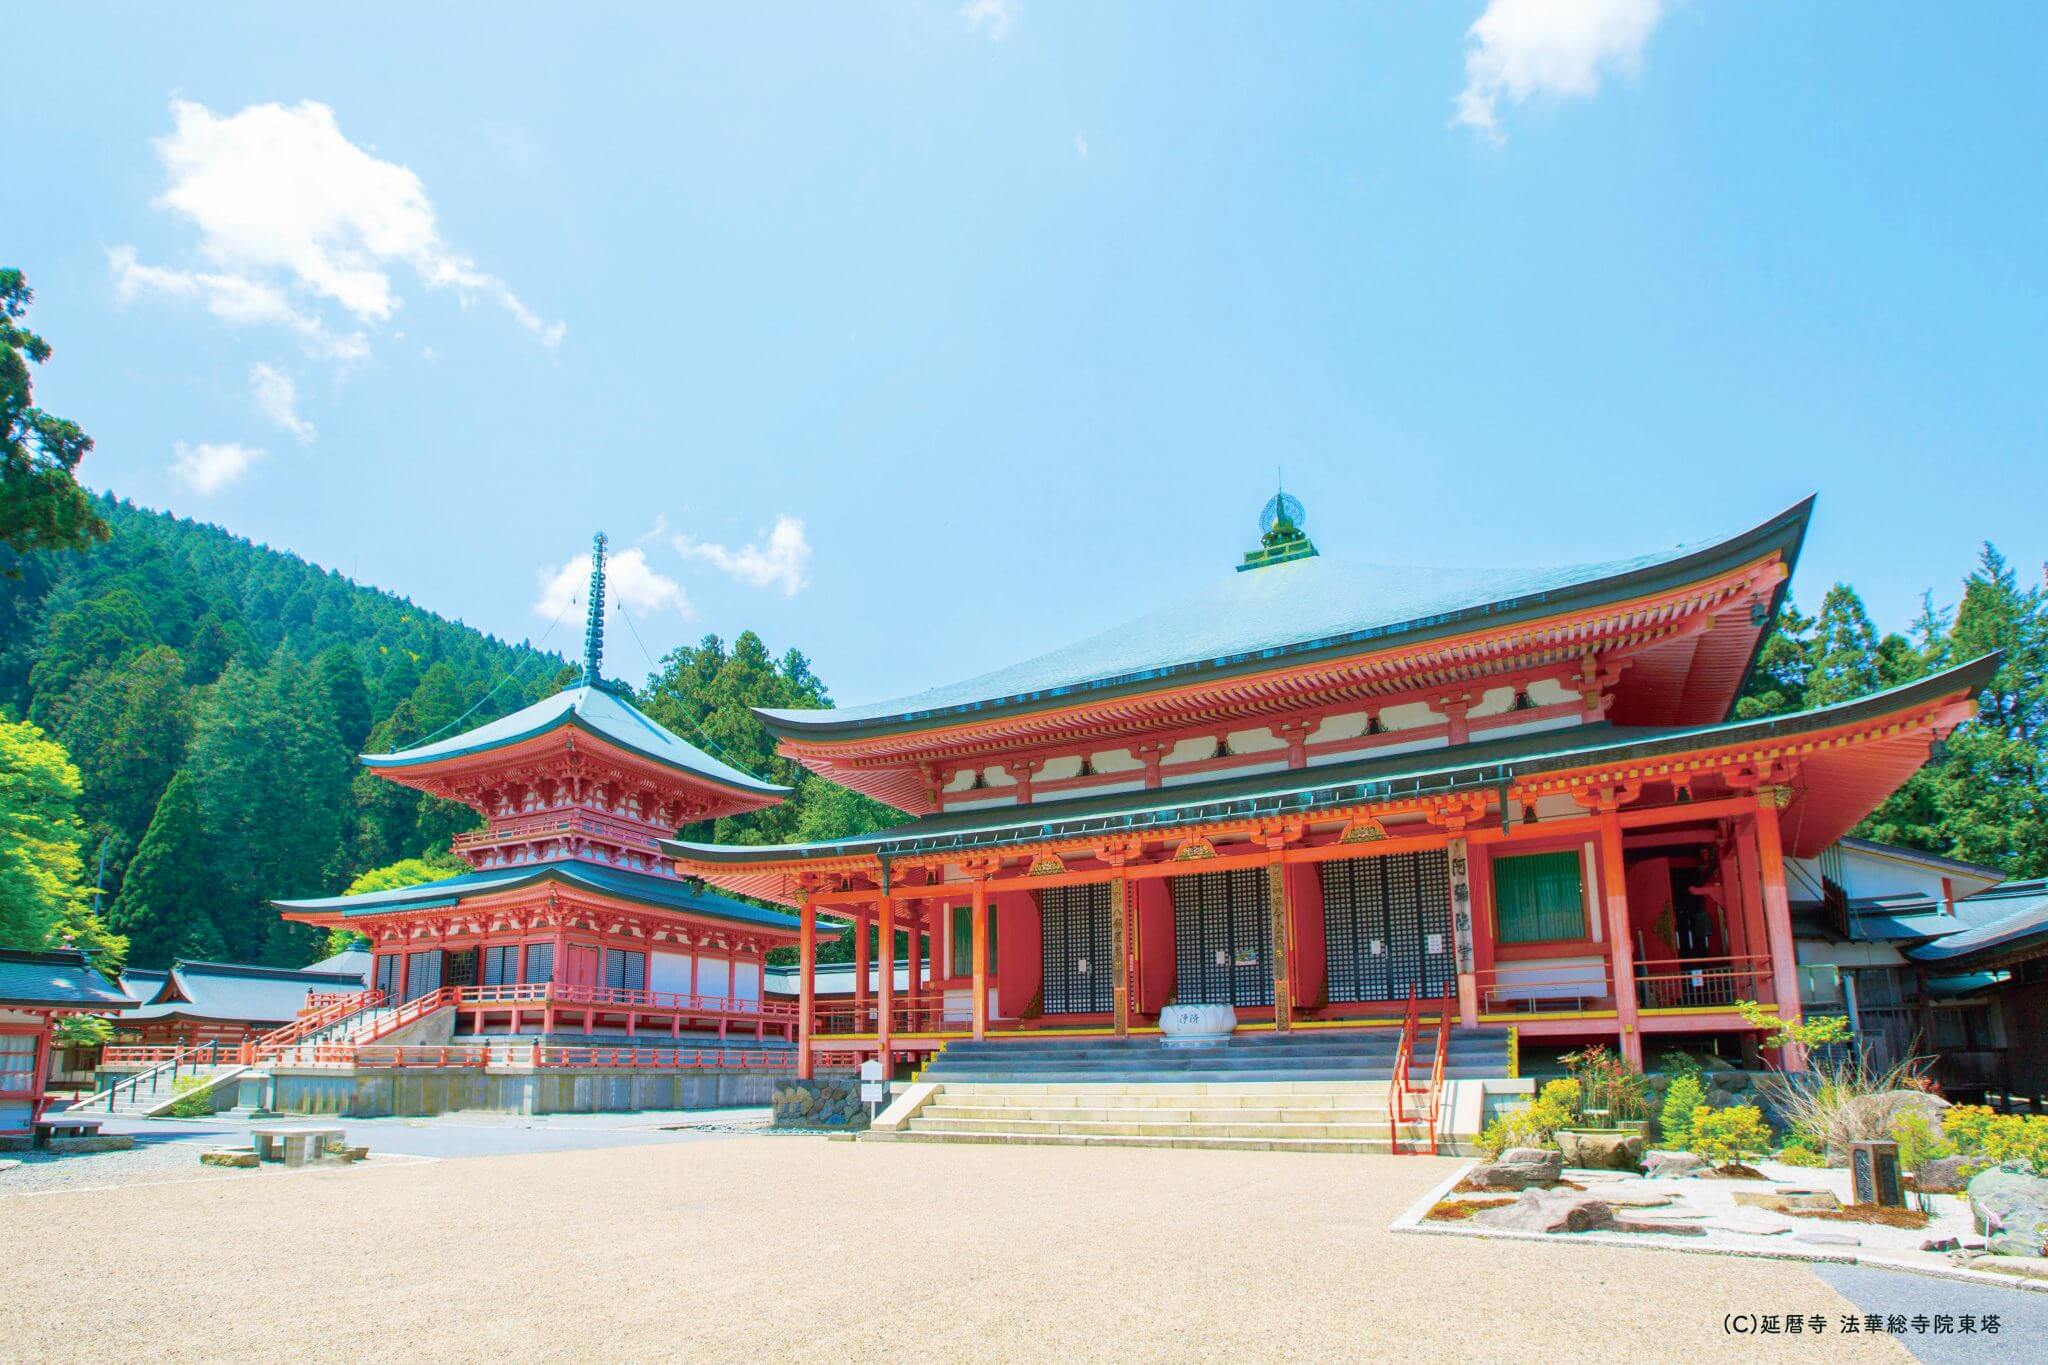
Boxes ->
[13,3,2045,707]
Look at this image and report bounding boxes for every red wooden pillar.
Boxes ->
[853,909,872,1031]
[29,1015,56,1124]
[1753,791,1808,1072]
[971,879,990,1042]
[797,892,816,1080]
[1596,813,1643,1068]
[876,892,895,1064]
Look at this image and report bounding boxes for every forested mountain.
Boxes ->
[0,496,898,970]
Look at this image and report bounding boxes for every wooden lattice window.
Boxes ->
[1492,850,1587,945]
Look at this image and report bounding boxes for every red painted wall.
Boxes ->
[1286,864,1327,1009]
[1133,878,1176,1013]
[994,889,1040,1018]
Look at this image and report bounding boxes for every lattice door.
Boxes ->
[1038,883,1114,1014]
[1169,868,1273,1008]
[1319,851,1452,1002]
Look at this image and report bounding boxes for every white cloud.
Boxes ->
[533,547,692,620]
[1455,0,1664,141]
[249,363,315,442]
[108,245,369,361]
[170,440,265,494]
[962,0,1013,41]
[673,515,811,598]
[1075,134,1089,158]
[109,98,562,357]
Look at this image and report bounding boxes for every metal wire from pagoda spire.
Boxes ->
[582,531,608,684]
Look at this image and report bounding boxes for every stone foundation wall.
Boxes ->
[772,1077,869,1130]
[268,1067,776,1118]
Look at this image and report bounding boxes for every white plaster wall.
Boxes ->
[732,961,761,1003]
[1225,726,1288,754]
[1038,756,1085,781]
[1165,757,1290,787]
[1379,701,1439,731]
[1304,734,1448,767]
[1527,677,1582,708]
[698,957,731,1000]
[1466,686,1519,720]
[1090,748,1143,774]
[1312,711,1373,742]
[1166,737,1215,764]
[649,950,694,995]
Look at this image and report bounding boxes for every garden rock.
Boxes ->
[1643,1151,1706,1180]
[1921,1236,1961,1253]
[1472,1191,1618,1234]
[1466,1148,1562,1190]
[48,1134,133,1154]
[1914,1155,1971,1194]
[201,1150,259,1168]
[1732,1189,1841,1213]
[1965,1255,2048,1283]
[1555,1129,1645,1172]
[1840,1089,1949,1143]
[1966,1166,2048,1257]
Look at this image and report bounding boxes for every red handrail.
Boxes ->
[248,989,384,1058]
[1421,994,1453,1156]
[1388,988,1419,1153]
[457,982,799,1020]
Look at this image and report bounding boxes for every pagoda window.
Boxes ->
[603,948,647,993]
[482,945,521,986]
[950,905,998,977]
[374,954,400,1001]
[0,1034,36,1096]
[524,943,555,984]
[1492,850,1589,945]
[404,950,442,1001]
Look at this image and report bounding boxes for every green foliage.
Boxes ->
[55,1013,112,1048]
[0,715,124,967]
[1737,1000,1851,1053]
[1477,1078,1581,1158]
[1560,1044,1654,1122]
[0,269,108,562]
[1656,1048,1705,1077]
[1686,1105,1772,1167]
[109,772,221,966]
[1942,1105,2048,1175]
[1889,1110,1957,1173]
[166,1073,217,1118]
[1776,1142,1826,1168]
[1660,1073,1706,1150]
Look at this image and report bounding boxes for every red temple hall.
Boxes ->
[665,494,1992,1107]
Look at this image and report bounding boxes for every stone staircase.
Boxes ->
[67,1061,246,1117]
[877,1027,1511,1153]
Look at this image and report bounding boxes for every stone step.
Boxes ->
[920,1087,1390,1108]
[930,1079,1397,1097]
[920,1104,1396,1126]
[884,1129,1406,1155]
[908,1116,1409,1140]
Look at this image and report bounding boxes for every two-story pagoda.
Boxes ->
[275,536,809,1054]
[667,495,1993,1080]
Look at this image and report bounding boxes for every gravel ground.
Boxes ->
[0,1130,247,1195]
[0,1136,1950,1362]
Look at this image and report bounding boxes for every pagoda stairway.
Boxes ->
[878,1027,1510,1154]
[65,1058,248,1117]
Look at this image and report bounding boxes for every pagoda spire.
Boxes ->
[582,531,608,684]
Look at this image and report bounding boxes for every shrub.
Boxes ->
[1942,1106,2048,1175]
[1660,1073,1706,1150]
[167,1074,216,1118]
[1477,1078,1582,1158]
[1687,1104,1772,1168]
[1736,1000,1853,1052]
[1560,1046,1653,1122]
[1656,1048,1705,1078]
[1776,1142,1826,1168]
[1889,1111,1956,1173]
[1765,1055,1934,1157]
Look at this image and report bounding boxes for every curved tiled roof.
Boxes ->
[0,949,132,1009]
[758,499,1812,738]
[1903,881,2048,966]
[364,684,788,798]
[124,960,370,1026]
[273,859,802,933]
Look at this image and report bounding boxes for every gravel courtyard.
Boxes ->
[1,1135,2037,1362]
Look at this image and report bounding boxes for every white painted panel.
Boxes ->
[1165,757,1290,787]
[1527,677,1581,707]
[732,961,761,1002]
[1225,726,1287,754]
[1466,686,1519,719]
[1167,737,1214,764]
[1304,734,1448,766]
[946,793,1022,812]
[1312,711,1373,742]
[1090,748,1143,773]
[1038,755,1084,781]
[649,950,694,995]
[698,957,731,1000]
[1379,701,1438,731]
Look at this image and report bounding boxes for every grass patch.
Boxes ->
[1789,1205,1930,1229]
[1425,1198,1518,1222]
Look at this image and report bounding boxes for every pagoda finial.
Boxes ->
[582,531,608,684]
[1240,480,1317,572]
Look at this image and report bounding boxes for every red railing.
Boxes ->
[248,989,384,1058]
[286,1042,794,1071]
[1420,995,1453,1156]
[1388,989,1455,1155]
[1388,989,1420,1153]
[457,982,799,1022]
[1633,956,1771,1011]
[101,1044,212,1068]
[810,998,957,1036]
[451,809,664,852]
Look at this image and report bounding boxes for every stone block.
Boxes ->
[48,1134,134,1154]
[1643,1151,1706,1180]
[1466,1147,1563,1190]
[202,1150,260,1168]
[1967,1166,2048,1256]
[1731,1189,1842,1213]
[1555,1128,1645,1172]
[1914,1155,1972,1194]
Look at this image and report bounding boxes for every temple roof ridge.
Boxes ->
[756,497,1815,738]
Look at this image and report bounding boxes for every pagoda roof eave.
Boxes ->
[755,497,1814,744]
[271,859,804,934]
[671,652,1996,889]
[363,685,790,802]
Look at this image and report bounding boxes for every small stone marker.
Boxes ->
[1848,1140,1904,1209]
